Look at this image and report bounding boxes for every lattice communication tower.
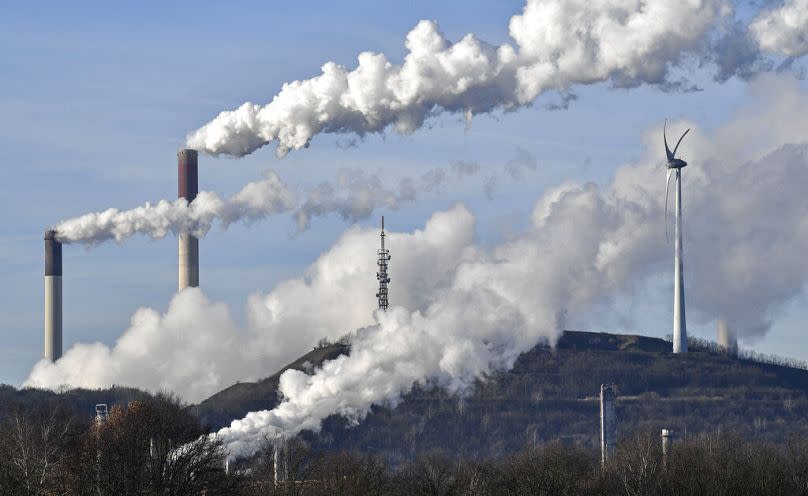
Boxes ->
[376,216,391,310]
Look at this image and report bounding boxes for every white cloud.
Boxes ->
[751,0,808,57]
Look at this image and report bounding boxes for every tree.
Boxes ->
[308,451,391,496]
[0,407,73,496]
[78,393,243,495]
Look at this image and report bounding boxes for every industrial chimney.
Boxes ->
[661,429,674,468]
[273,444,280,487]
[44,229,62,362]
[600,384,616,466]
[717,319,738,356]
[178,149,199,291]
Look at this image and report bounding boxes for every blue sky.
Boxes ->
[2,1,807,386]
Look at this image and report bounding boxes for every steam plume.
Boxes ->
[185,0,808,159]
[213,76,808,457]
[54,172,297,245]
[27,77,808,460]
[55,154,528,244]
[293,158,486,230]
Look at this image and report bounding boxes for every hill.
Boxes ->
[0,383,149,421]
[190,343,350,429]
[193,331,808,461]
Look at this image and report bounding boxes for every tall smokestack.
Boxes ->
[44,229,62,362]
[717,319,738,356]
[178,149,199,291]
[600,384,616,467]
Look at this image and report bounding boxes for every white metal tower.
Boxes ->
[664,121,691,354]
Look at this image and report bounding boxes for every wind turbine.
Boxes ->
[664,120,690,354]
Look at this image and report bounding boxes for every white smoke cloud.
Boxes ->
[212,75,808,458]
[54,155,526,244]
[751,0,808,57]
[54,171,298,245]
[217,295,533,458]
[26,206,477,402]
[28,75,808,461]
[186,0,744,158]
[293,160,485,231]
[212,182,657,457]
[26,290,248,403]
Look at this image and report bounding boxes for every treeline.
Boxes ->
[3,393,808,495]
[687,335,808,371]
[250,432,808,496]
[0,393,238,495]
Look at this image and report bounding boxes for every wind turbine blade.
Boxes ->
[664,119,673,161]
[665,169,674,242]
[672,128,690,158]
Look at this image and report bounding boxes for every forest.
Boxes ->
[1,392,808,495]
[5,331,808,494]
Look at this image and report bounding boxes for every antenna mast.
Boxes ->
[376,216,391,311]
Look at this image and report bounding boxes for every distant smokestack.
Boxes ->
[178,149,199,291]
[273,444,279,486]
[717,319,738,356]
[44,229,62,362]
[600,384,616,466]
[661,429,674,468]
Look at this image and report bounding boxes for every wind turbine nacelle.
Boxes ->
[667,158,688,169]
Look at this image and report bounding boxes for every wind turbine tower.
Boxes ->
[664,120,691,354]
[376,216,391,311]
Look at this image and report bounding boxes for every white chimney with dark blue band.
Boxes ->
[44,229,62,362]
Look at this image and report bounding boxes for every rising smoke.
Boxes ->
[213,76,808,458]
[292,158,484,231]
[54,171,297,245]
[54,153,528,245]
[185,0,806,158]
[27,206,476,402]
[27,76,808,459]
[27,0,808,460]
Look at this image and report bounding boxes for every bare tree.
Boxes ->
[1,408,71,496]
[78,393,242,495]
[308,451,391,496]
[253,435,313,496]
[611,432,661,496]
[397,452,459,496]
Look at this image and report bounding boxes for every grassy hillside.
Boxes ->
[193,331,808,460]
